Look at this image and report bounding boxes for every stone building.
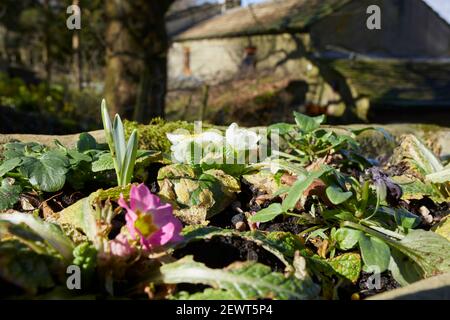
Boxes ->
[167,0,450,118]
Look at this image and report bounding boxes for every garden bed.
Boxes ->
[0,111,449,300]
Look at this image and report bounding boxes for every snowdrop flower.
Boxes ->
[118,184,183,251]
[225,123,260,151]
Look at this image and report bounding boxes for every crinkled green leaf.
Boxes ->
[392,176,445,202]
[2,142,44,159]
[392,134,443,177]
[0,240,56,294]
[0,158,22,177]
[242,170,280,198]
[399,134,443,175]
[67,149,92,165]
[157,256,320,300]
[172,288,239,300]
[91,153,114,172]
[158,165,239,220]
[19,151,69,192]
[0,178,22,210]
[327,253,362,283]
[432,216,450,241]
[0,212,74,261]
[387,229,450,278]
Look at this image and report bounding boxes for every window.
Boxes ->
[183,47,191,76]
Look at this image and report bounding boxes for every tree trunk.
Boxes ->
[104,0,173,122]
[72,0,83,90]
[43,0,52,87]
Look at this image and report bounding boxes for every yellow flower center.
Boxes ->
[134,210,158,237]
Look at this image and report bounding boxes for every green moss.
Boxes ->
[124,118,194,153]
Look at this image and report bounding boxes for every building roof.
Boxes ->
[175,0,351,41]
[324,58,450,106]
[175,0,450,42]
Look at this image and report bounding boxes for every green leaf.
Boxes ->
[172,288,239,300]
[0,240,56,294]
[250,203,284,223]
[77,132,98,152]
[343,222,450,280]
[0,212,74,261]
[67,149,92,165]
[432,216,450,241]
[19,151,69,192]
[268,122,294,135]
[91,153,114,172]
[0,178,22,210]
[0,158,22,177]
[3,142,44,159]
[392,176,445,202]
[159,166,239,220]
[358,234,391,273]
[293,112,325,133]
[156,256,320,300]
[327,253,362,283]
[120,129,138,186]
[351,127,395,144]
[398,134,443,175]
[393,208,420,230]
[388,248,423,287]
[387,229,450,278]
[334,228,363,250]
[282,166,330,212]
[101,99,113,144]
[426,168,450,184]
[113,114,126,172]
[58,185,132,241]
[326,185,352,205]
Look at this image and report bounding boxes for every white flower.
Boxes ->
[170,139,192,163]
[167,130,224,164]
[225,123,260,151]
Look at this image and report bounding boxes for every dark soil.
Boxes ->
[173,236,286,272]
[259,216,313,234]
[403,196,450,227]
[42,188,85,213]
[145,162,166,193]
[109,211,126,240]
[357,271,400,299]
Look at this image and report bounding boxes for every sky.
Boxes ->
[241,0,268,5]
[423,0,450,24]
[198,0,269,6]
[197,0,450,22]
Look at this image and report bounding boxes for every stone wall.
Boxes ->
[1,124,449,161]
